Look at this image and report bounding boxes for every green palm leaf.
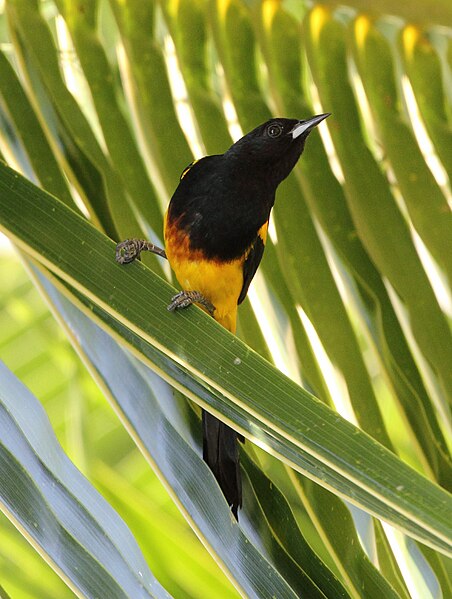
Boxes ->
[0,163,450,557]
[1,0,451,596]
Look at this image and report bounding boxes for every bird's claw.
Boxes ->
[167,290,215,316]
[116,239,167,264]
[116,239,141,264]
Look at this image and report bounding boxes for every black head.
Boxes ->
[225,114,330,186]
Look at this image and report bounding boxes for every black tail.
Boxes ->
[202,411,242,518]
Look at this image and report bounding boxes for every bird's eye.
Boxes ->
[267,123,283,138]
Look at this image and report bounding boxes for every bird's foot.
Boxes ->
[167,290,215,317]
[116,239,166,264]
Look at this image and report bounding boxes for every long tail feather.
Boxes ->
[202,410,242,518]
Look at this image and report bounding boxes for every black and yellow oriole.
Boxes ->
[116,114,330,518]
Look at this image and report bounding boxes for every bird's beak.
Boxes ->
[291,113,331,139]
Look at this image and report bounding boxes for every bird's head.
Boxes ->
[225,114,330,186]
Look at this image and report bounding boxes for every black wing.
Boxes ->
[237,225,267,305]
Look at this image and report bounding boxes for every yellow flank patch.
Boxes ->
[257,221,268,244]
[180,159,200,180]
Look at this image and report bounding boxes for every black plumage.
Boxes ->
[164,114,330,517]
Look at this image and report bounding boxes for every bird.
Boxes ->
[116,113,330,518]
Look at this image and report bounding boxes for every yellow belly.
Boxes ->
[171,255,241,331]
[164,214,242,332]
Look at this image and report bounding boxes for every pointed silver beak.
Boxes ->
[291,113,331,139]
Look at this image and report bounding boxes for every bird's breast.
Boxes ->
[164,212,244,330]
